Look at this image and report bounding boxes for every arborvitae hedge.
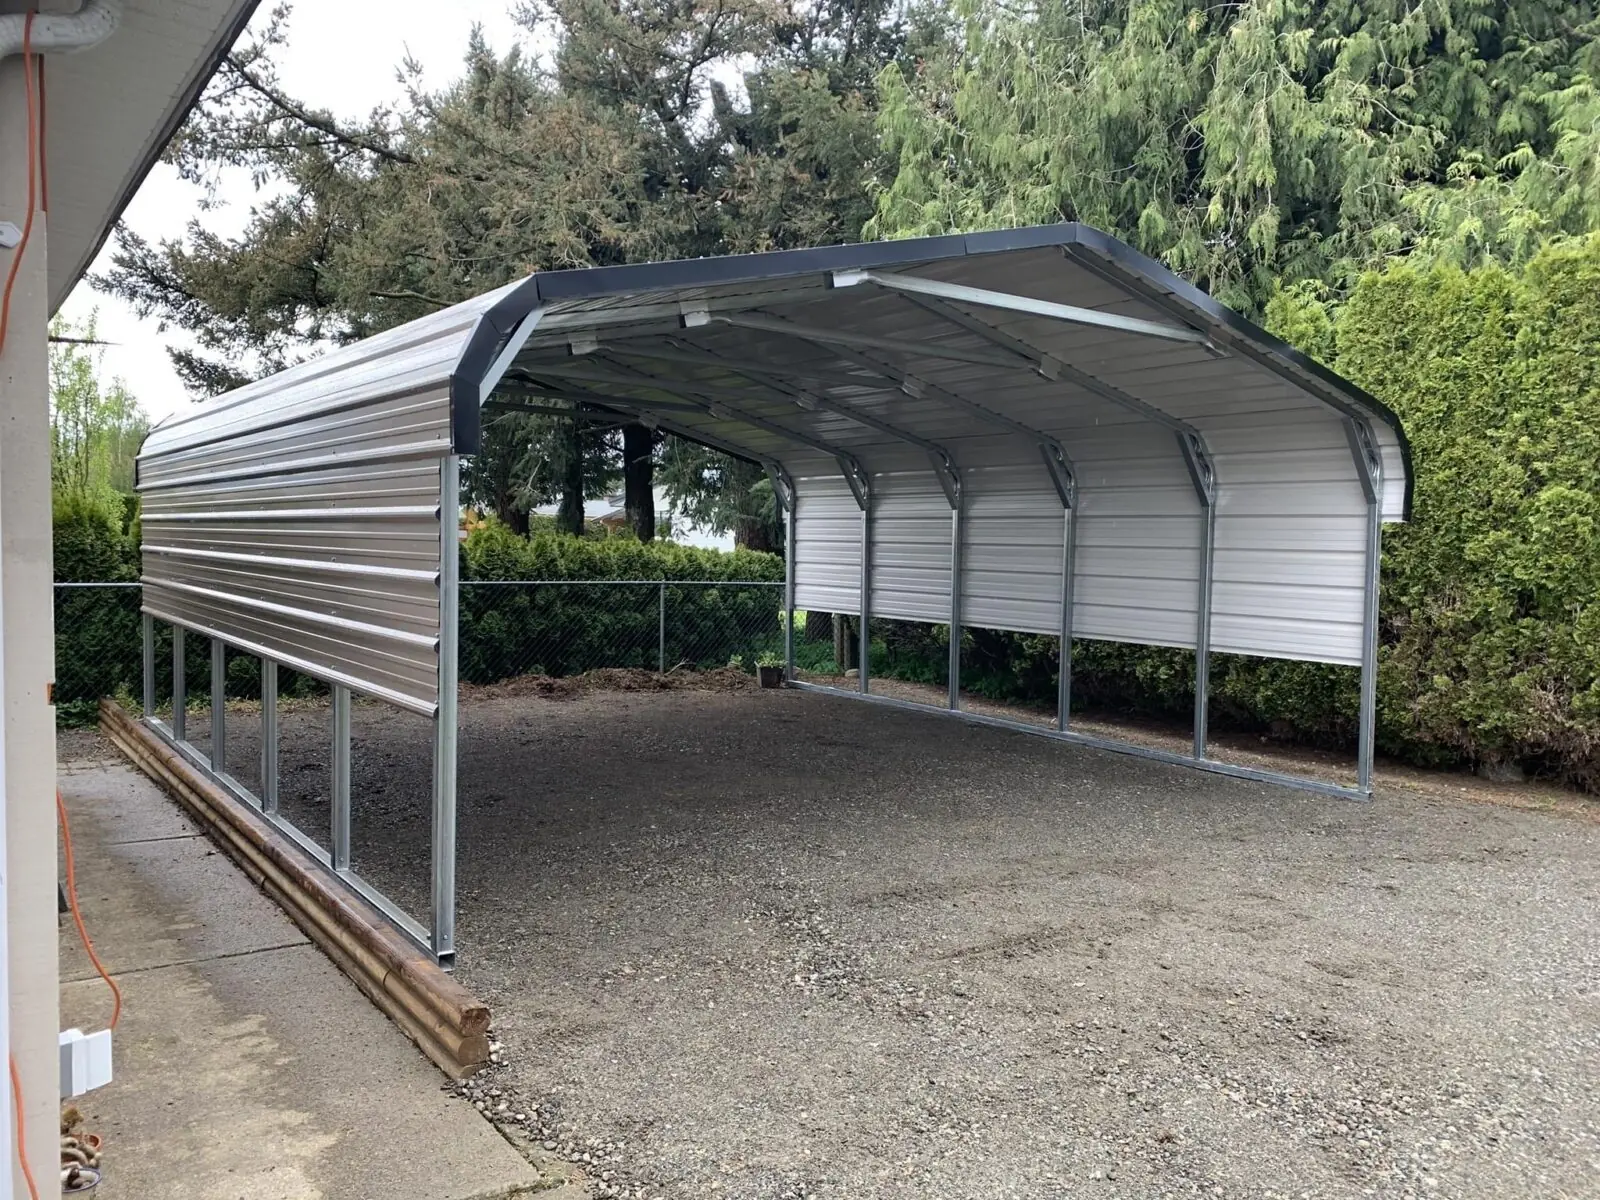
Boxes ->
[1329,237,1600,786]
[457,522,785,683]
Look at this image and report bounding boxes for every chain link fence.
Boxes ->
[54,582,145,724]
[54,580,790,722]
[458,580,786,684]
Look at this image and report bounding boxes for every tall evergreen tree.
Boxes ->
[101,0,915,545]
[871,0,1600,310]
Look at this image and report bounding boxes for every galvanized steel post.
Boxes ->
[171,625,186,741]
[141,611,155,719]
[1177,432,1218,762]
[432,457,461,963]
[1057,507,1077,732]
[658,582,667,673]
[858,501,871,692]
[784,493,797,680]
[1346,418,1384,800]
[331,684,352,870]
[1193,502,1216,760]
[1358,496,1380,796]
[948,497,963,710]
[210,639,227,769]
[261,659,279,814]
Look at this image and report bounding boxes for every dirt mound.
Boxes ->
[462,666,756,701]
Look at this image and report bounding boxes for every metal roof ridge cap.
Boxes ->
[525,234,975,302]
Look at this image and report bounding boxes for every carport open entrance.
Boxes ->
[132,223,1409,963]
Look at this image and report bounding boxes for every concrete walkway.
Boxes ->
[57,743,550,1200]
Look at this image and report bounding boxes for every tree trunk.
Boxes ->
[494,483,530,536]
[505,502,530,538]
[804,610,833,642]
[833,614,858,672]
[735,512,780,552]
[622,423,655,541]
[557,422,584,537]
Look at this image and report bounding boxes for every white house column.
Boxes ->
[1,48,59,1197]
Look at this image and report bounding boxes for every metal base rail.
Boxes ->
[143,713,446,963]
[787,680,1371,803]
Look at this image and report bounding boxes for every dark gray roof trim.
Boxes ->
[448,223,1412,517]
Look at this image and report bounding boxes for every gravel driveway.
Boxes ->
[249,684,1600,1200]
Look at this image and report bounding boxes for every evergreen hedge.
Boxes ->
[1330,237,1600,785]
[456,522,785,683]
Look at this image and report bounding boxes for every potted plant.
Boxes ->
[756,651,784,689]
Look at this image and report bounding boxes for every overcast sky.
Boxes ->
[58,1,530,424]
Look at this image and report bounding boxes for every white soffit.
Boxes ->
[39,0,262,310]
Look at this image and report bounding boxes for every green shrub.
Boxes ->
[457,521,785,683]
[1333,238,1600,784]
[53,494,138,582]
[53,498,142,723]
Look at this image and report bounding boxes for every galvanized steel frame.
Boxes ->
[624,338,967,507]
[829,269,1214,347]
[134,453,462,965]
[1345,419,1385,799]
[140,629,454,964]
[1178,433,1219,761]
[131,221,1408,975]
[858,502,872,691]
[432,456,460,963]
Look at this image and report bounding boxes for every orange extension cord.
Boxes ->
[9,1059,39,1200]
[57,791,123,1031]
[7,791,119,1200]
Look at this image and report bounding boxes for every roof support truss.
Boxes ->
[702,310,1024,371]
[857,284,1220,509]
[503,381,790,484]
[830,269,1212,346]
[633,339,963,509]
[718,316,1076,510]
[875,288,1201,438]
[513,364,873,510]
[566,341,909,393]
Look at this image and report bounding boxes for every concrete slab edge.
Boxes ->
[99,699,492,1079]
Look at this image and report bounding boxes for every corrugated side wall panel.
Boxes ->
[139,386,450,715]
[1204,412,1368,665]
[960,465,1064,634]
[793,474,861,614]
[1067,428,1202,649]
[869,471,952,623]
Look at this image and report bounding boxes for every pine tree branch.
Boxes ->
[368,289,454,308]
[221,54,418,166]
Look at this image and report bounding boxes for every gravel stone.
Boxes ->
[244,688,1600,1200]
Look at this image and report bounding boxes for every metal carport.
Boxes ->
[134,223,1410,964]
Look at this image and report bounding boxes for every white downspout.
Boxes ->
[0,0,122,61]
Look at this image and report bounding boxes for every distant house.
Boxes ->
[532,486,734,551]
